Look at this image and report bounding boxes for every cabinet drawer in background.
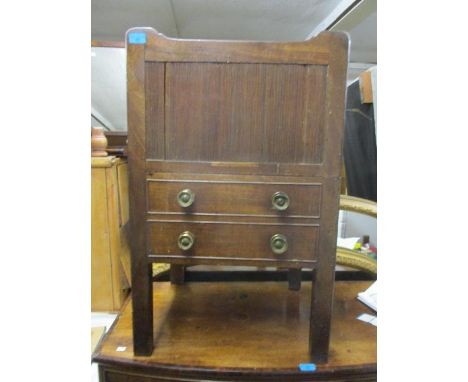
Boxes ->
[147,180,321,218]
[147,221,318,263]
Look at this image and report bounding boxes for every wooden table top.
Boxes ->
[93,280,376,380]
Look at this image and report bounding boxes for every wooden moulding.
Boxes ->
[91,40,125,48]
[143,29,334,64]
[91,156,117,168]
[339,195,377,218]
[337,247,377,275]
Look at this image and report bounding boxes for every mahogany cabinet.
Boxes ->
[126,28,349,363]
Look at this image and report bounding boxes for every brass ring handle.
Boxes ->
[272,191,289,211]
[270,234,288,255]
[177,189,195,208]
[178,231,195,251]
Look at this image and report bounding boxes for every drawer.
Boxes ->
[147,180,321,217]
[147,221,318,263]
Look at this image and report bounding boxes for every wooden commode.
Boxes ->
[126,28,349,363]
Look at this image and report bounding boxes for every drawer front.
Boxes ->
[147,221,318,262]
[147,180,321,217]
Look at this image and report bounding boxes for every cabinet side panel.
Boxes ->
[91,167,114,311]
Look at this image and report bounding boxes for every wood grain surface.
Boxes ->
[91,157,130,311]
[93,281,376,381]
[127,40,154,355]
[147,221,319,264]
[162,63,326,164]
[147,178,322,217]
[143,29,332,64]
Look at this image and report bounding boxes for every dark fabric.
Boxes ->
[343,80,377,202]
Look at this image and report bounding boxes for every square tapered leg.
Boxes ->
[132,262,154,356]
[309,266,335,363]
[287,268,302,291]
[170,265,186,285]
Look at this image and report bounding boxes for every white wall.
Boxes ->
[91,47,127,131]
[339,210,377,247]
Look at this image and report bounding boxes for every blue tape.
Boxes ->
[128,32,146,44]
[299,363,317,372]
